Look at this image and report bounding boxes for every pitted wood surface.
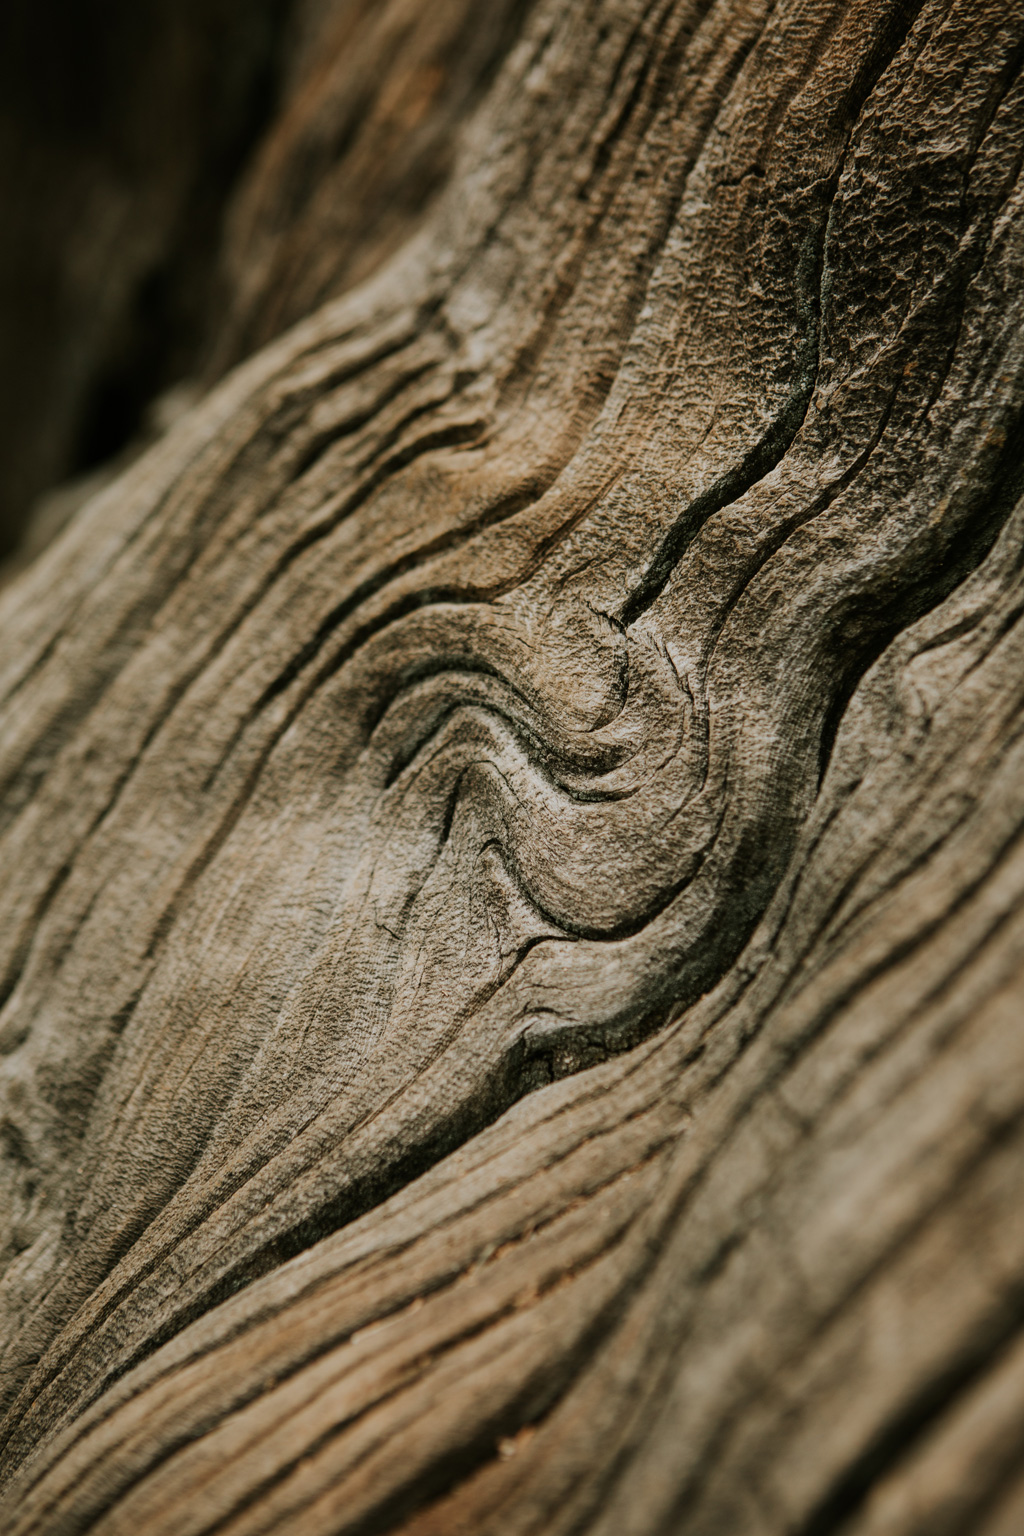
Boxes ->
[1,1,1024,1531]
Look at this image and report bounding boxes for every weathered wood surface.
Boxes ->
[2,0,1024,1530]
[208,0,538,377]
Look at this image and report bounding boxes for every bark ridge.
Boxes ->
[1,1,1024,1531]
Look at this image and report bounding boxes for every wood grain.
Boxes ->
[1,1,1023,1530]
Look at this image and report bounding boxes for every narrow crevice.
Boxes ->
[617,257,823,627]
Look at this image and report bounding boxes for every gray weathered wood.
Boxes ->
[2,1,1024,1530]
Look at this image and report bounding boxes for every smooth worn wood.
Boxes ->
[1,1,1023,1531]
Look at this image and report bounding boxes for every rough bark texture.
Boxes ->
[207,0,539,377]
[2,1,1024,1531]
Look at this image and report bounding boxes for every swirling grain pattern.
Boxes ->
[1,0,1023,1530]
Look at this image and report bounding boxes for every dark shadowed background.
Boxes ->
[0,0,291,562]
[0,0,531,566]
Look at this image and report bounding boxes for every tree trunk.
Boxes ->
[2,2,1024,1532]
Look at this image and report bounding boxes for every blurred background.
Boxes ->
[0,0,531,572]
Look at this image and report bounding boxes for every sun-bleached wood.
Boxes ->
[2,1,1024,1531]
